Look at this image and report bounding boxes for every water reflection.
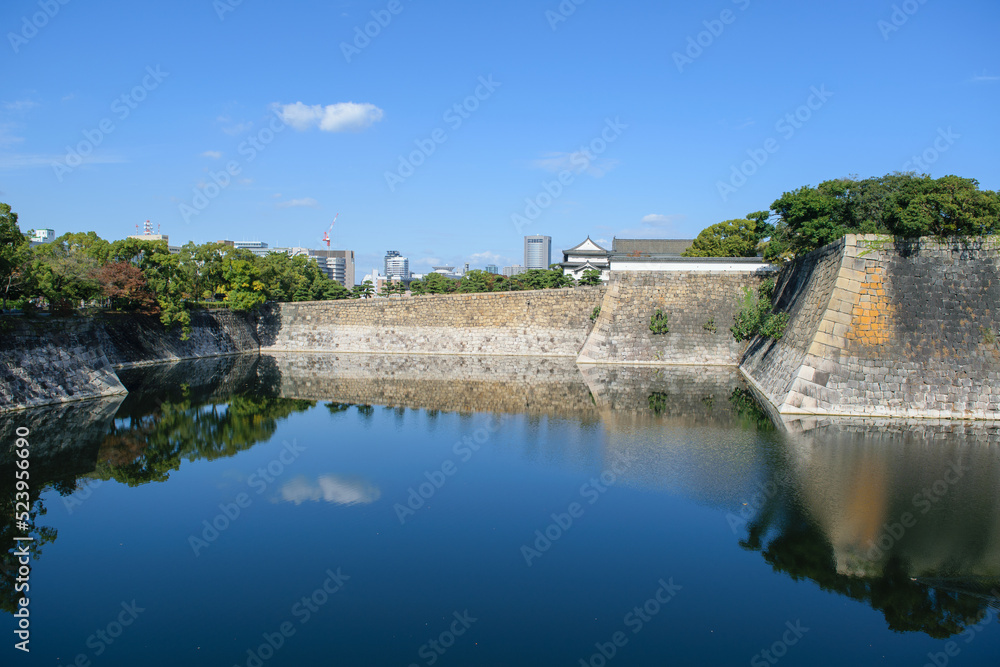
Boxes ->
[738,418,1000,638]
[279,475,381,506]
[2,352,999,643]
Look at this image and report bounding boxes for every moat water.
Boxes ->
[2,354,999,666]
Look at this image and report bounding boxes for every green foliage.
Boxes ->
[731,279,788,342]
[649,309,670,335]
[579,268,603,286]
[590,305,601,322]
[0,203,30,310]
[703,318,717,333]
[684,212,773,258]
[648,392,668,415]
[766,173,1000,259]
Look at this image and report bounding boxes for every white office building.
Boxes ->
[524,235,552,269]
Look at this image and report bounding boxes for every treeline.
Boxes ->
[0,202,605,337]
[406,267,600,295]
[0,203,351,337]
[683,173,1000,260]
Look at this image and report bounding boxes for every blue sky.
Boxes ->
[1,0,997,277]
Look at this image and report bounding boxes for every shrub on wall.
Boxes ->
[590,306,601,322]
[731,279,788,342]
[649,309,670,335]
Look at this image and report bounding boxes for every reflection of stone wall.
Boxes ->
[742,235,1000,419]
[781,420,1000,579]
[578,271,771,365]
[0,319,126,412]
[0,398,121,469]
[258,287,606,357]
[1,311,260,412]
[579,365,751,427]
[266,353,599,417]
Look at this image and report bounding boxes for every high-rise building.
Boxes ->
[503,265,527,277]
[524,235,552,270]
[311,249,355,286]
[485,264,499,275]
[384,250,410,280]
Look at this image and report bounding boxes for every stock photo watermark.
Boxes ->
[864,458,969,561]
[716,85,833,202]
[878,0,930,41]
[577,578,682,667]
[341,0,413,62]
[407,610,478,667]
[51,66,169,182]
[384,75,502,192]
[178,107,288,223]
[901,127,959,172]
[520,452,635,566]
[7,0,71,53]
[187,439,305,556]
[54,600,145,666]
[233,567,349,667]
[546,0,588,31]
[921,603,999,667]
[673,0,752,73]
[511,117,627,232]
[12,426,32,652]
[750,620,809,667]
[393,417,502,524]
[214,0,244,21]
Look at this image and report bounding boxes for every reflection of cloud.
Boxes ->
[280,475,380,506]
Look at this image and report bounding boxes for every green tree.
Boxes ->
[579,269,603,286]
[0,203,30,310]
[28,234,102,314]
[684,212,772,258]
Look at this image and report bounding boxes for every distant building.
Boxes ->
[524,235,552,269]
[607,238,774,273]
[560,236,611,282]
[233,241,270,257]
[503,265,527,277]
[310,249,354,286]
[385,251,410,280]
[27,229,56,247]
[485,264,499,275]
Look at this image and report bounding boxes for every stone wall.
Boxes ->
[0,319,127,412]
[741,235,1000,419]
[578,271,773,365]
[96,310,260,368]
[259,287,606,357]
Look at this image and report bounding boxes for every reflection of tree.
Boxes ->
[729,388,775,431]
[0,484,57,614]
[741,494,992,638]
[648,392,668,416]
[96,393,316,486]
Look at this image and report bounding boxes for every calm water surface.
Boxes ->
[2,354,999,666]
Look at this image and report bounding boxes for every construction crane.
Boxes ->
[322,214,339,248]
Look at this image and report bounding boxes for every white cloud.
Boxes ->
[0,153,126,169]
[970,70,1000,83]
[217,115,254,136]
[279,475,381,506]
[274,101,385,132]
[641,214,680,227]
[201,150,222,159]
[531,150,619,178]
[414,256,442,267]
[469,251,506,265]
[616,213,687,239]
[276,197,319,209]
[3,99,38,114]
[61,93,75,103]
